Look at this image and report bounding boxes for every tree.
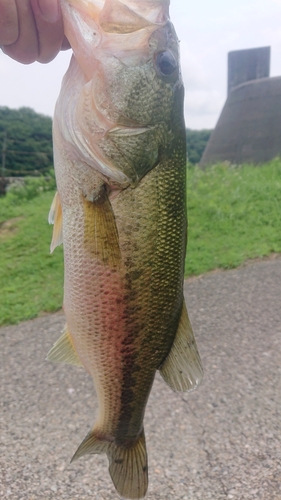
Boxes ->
[0,107,53,177]
[186,129,212,165]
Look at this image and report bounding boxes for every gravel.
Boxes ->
[1,257,281,499]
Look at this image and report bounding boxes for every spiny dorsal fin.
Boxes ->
[46,325,82,366]
[159,301,203,392]
[71,428,148,499]
[48,191,63,253]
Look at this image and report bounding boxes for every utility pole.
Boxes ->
[2,131,7,178]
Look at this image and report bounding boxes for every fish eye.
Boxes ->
[156,51,178,77]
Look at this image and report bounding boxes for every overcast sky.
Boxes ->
[1,0,281,129]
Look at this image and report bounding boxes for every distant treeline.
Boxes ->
[0,107,53,177]
[0,107,212,176]
[186,129,213,165]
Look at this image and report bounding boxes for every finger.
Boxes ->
[36,0,59,23]
[0,0,18,45]
[61,36,71,51]
[2,0,39,64]
[31,0,65,63]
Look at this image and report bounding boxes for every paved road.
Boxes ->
[1,258,281,499]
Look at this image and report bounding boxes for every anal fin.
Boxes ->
[159,301,203,392]
[46,325,82,366]
[48,191,63,253]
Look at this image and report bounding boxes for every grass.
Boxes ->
[0,181,63,326]
[0,159,280,326]
[185,158,281,274]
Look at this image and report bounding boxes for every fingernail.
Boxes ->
[38,0,60,23]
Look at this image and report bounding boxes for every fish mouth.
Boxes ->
[62,0,170,77]
[66,0,170,27]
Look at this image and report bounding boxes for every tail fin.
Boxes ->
[71,428,148,499]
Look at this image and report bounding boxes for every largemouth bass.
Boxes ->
[47,0,203,498]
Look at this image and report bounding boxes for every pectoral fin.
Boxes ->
[159,302,203,392]
[48,191,63,253]
[83,188,121,268]
[46,325,82,366]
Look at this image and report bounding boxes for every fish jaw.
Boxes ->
[55,0,182,187]
[61,0,170,75]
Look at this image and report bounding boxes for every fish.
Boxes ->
[47,0,203,498]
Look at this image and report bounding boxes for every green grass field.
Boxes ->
[185,159,281,274]
[0,178,63,326]
[1,159,280,326]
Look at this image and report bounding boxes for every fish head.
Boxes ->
[57,0,185,186]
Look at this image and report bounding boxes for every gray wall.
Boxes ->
[228,47,270,96]
[200,76,281,166]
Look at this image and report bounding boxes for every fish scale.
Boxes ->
[47,0,203,498]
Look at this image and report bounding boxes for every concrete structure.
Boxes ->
[227,47,270,95]
[200,47,281,166]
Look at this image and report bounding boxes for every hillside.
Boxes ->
[0,107,53,177]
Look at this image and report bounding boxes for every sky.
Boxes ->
[1,0,281,130]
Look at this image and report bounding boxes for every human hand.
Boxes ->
[0,0,70,64]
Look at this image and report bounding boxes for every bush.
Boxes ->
[6,170,56,203]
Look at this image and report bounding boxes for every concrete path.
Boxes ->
[1,258,281,499]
